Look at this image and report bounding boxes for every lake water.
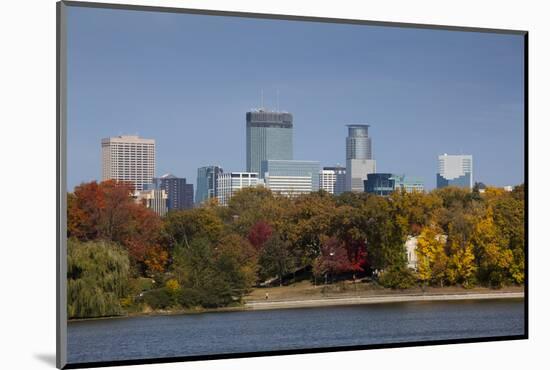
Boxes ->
[67,299,524,364]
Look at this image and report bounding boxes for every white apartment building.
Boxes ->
[319,166,346,195]
[102,135,155,191]
[264,175,312,197]
[216,172,261,206]
[437,154,473,189]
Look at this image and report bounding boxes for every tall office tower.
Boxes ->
[151,173,194,210]
[345,125,376,192]
[437,154,473,189]
[216,172,260,206]
[319,166,346,195]
[246,109,293,175]
[195,165,223,205]
[101,135,155,191]
[261,159,320,197]
[134,189,168,216]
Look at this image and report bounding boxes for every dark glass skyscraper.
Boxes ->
[152,173,194,210]
[196,165,223,205]
[246,109,293,176]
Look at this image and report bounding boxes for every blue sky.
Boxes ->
[67,6,525,191]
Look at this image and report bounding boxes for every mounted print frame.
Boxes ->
[57,1,528,368]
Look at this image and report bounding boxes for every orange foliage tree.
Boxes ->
[68,180,166,274]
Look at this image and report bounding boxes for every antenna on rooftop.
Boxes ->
[261,89,264,110]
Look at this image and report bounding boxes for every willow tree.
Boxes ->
[67,239,130,319]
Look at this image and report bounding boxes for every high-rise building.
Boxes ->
[246,109,293,175]
[101,135,155,191]
[261,159,320,197]
[217,172,261,206]
[134,189,168,216]
[364,173,424,195]
[437,154,473,189]
[319,166,346,195]
[151,174,194,210]
[195,165,223,205]
[345,125,376,192]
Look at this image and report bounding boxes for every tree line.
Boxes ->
[67,180,525,318]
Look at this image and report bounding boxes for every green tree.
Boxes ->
[67,239,130,319]
[258,232,295,286]
[171,237,254,308]
[163,207,225,249]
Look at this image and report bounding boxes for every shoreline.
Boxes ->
[244,291,524,311]
[68,289,524,322]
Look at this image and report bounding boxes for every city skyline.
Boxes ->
[67,7,524,191]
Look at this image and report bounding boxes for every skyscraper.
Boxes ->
[345,125,376,192]
[195,165,223,205]
[319,166,346,195]
[101,135,155,191]
[152,173,194,210]
[246,109,293,175]
[437,154,473,189]
[261,159,320,196]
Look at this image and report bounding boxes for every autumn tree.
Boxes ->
[68,180,165,275]
[258,232,295,286]
[416,224,447,287]
[162,206,225,249]
[247,220,273,251]
[312,236,354,283]
[214,234,259,294]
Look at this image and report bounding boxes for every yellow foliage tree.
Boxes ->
[447,240,477,287]
[416,225,447,286]
[471,208,513,287]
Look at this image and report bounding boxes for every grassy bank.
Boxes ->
[69,281,524,321]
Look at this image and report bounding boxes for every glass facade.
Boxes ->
[195,165,223,205]
[346,125,372,160]
[364,173,425,195]
[364,173,395,195]
[437,154,473,189]
[152,174,194,210]
[345,124,375,192]
[246,110,293,175]
[217,172,260,206]
[261,159,320,191]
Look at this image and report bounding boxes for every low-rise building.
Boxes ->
[134,188,168,216]
[261,159,320,197]
[364,173,424,195]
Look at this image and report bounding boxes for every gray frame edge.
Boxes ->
[57,1,68,369]
[62,0,527,35]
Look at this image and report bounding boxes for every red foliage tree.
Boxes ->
[313,237,355,280]
[342,239,368,272]
[247,220,273,251]
[67,180,166,274]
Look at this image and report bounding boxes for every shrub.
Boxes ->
[378,266,417,289]
[142,288,174,309]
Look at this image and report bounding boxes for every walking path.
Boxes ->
[245,291,524,310]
